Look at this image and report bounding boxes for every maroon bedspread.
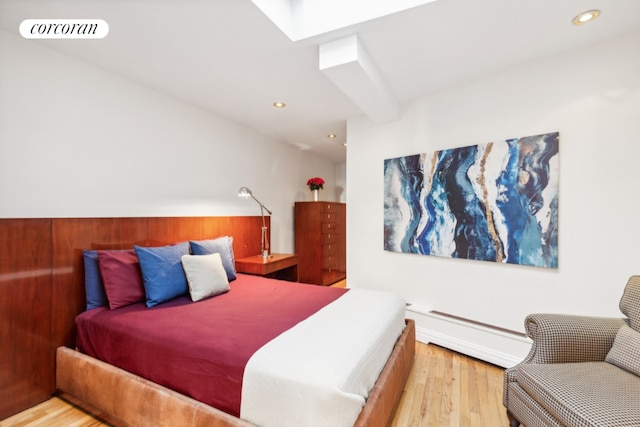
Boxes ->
[76,274,348,417]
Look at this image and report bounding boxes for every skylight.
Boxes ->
[251,0,438,41]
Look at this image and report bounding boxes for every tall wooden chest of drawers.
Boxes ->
[294,201,346,285]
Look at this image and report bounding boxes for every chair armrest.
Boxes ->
[523,313,626,364]
[503,313,626,407]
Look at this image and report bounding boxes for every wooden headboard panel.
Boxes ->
[51,216,268,351]
[1,216,267,418]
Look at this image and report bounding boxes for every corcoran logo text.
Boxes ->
[20,19,109,39]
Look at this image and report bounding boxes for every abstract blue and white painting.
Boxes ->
[384,132,559,268]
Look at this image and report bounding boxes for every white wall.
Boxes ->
[0,30,341,253]
[346,32,640,366]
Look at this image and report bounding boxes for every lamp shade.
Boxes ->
[238,187,252,198]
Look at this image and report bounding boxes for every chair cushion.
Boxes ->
[620,275,640,331]
[517,362,640,427]
[606,324,640,377]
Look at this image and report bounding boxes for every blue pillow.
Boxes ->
[83,250,108,310]
[134,242,190,307]
[189,236,237,281]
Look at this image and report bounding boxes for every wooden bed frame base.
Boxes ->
[56,319,415,427]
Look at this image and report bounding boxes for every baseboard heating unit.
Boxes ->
[405,305,532,368]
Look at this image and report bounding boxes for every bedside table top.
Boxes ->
[235,253,298,276]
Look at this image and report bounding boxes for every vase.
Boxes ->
[313,189,319,201]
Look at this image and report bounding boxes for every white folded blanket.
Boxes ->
[240,287,406,427]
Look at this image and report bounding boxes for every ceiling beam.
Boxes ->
[319,35,400,123]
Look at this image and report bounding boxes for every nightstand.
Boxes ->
[235,253,298,282]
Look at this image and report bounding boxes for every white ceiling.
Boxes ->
[1,0,639,163]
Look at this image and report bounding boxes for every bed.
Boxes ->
[51,216,415,427]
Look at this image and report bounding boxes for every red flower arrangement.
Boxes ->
[306,177,325,191]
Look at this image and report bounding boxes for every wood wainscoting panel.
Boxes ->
[0,219,53,420]
[51,217,148,351]
[144,216,267,259]
[1,216,268,419]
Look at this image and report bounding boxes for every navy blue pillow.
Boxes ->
[189,237,237,281]
[134,242,190,308]
[83,250,108,310]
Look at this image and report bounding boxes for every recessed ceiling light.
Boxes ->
[327,133,337,139]
[572,9,600,26]
[273,101,286,108]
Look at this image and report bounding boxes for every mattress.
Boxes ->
[76,274,405,426]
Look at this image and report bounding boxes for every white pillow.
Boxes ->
[181,253,230,302]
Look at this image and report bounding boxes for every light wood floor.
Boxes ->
[1,342,509,427]
[391,342,508,426]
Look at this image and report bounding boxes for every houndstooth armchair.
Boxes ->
[503,275,640,427]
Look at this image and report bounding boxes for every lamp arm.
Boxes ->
[238,187,272,259]
[250,194,272,215]
[260,205,269,254]
[259,204,269,257]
